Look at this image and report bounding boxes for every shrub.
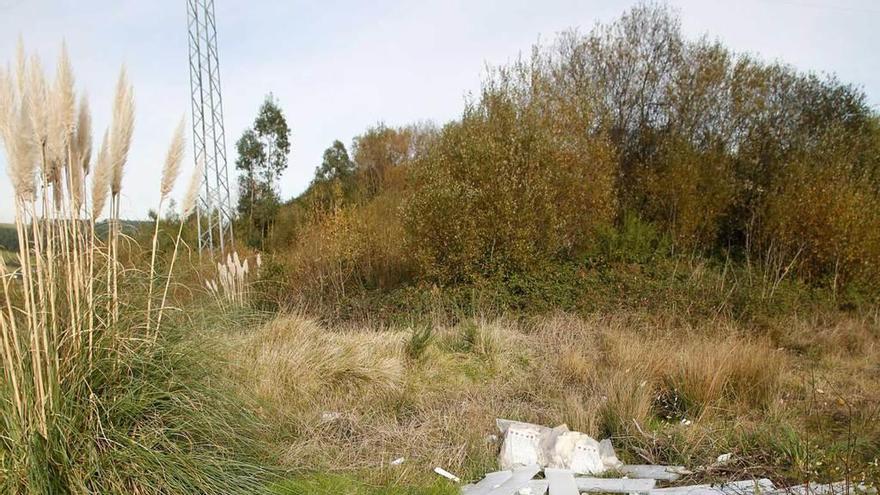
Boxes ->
[762,157,880,285]
[404,65,617,283]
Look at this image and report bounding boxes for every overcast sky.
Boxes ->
[1,0,878,222]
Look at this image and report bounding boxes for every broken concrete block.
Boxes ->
[573,477,656,494]
[545,468,579,495]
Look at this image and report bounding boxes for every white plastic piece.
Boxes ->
[390,457,405,466]
[715,453,733,464]
[527,480,549,495]
[574,477,655,493]
[599,439,624,470]
[462,471,513,495]
[320,411,341,422]
[435,467,461,483]
[545,468,579,495]
[618,464,687,481]
[651,478,776,495]
[485,465,541,495]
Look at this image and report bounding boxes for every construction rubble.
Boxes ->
[450,419,877,495]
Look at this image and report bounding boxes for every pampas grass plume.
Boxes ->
[91,129,111,219]
[160,117,186,198]
[181,157,203,219]
[110,67,134,196]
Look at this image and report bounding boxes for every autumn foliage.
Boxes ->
[269,3,880,298]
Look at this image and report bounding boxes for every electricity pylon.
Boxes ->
[186,0,234,253]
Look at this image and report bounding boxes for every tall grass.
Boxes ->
[0,42,267,494]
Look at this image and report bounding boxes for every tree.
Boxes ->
[235,94,291,245]
[314,140,354,183]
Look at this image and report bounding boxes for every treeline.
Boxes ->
[0,224,17,252]
[264,4,880,305]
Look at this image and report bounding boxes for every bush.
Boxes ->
[762,157,880,285]
[404,65,617,283]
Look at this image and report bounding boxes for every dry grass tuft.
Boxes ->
[235,313,404,410]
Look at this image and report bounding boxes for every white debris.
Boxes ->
[435,466,461,483]
[715,453,733,464]
[499,423,546,470]
[496,419,624,475]
[320,411,341,422]
[598,439,623,470]
[545,468,580,495]
[617,464,689,481]
[461,470,511,495]
[573,476,656,493]
[652,478,775,495]
[390,457,405,466]
[550,432,604,475]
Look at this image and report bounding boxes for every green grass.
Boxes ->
[270,474,458,495]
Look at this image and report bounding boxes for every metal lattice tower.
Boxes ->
[186,0,233,253]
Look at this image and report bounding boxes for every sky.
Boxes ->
[0,0,878,222]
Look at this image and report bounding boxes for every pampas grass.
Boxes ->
[206,251,258,308]
[0,42,266,494]
[146,117,186,329]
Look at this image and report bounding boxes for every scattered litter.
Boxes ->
[486,465,541,495]
[497,418,622,475]
[435,466,461,483]
[617,464,689,481]
[320,411,341,422]
[461,470,511,495]
[574,477,655,494]
[390,457,405,466]
[651,478,775,495]
[464,419,866,495]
